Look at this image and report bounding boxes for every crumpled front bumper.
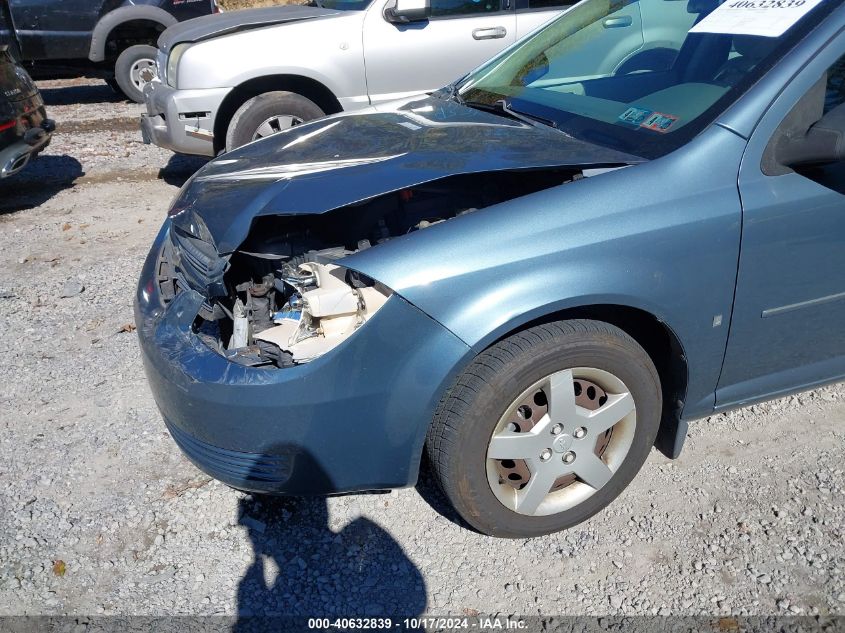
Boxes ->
[134,223,471,494]
[140,79,230,157]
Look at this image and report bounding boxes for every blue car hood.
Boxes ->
[170,95,640,254]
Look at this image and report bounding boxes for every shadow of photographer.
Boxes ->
[233,446,427,630]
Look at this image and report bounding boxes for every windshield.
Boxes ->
[314,0,373,9]
[457,0,840,158]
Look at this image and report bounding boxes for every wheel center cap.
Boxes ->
[552,434,574,453]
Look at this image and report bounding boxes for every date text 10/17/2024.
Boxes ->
[308,617,528,630]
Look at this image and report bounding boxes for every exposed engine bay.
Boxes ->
[174,169,584,367]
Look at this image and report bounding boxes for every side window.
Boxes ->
[527,0,570,8]
[763,52,845,189]
[824,55,845,113]
[429,0,502,17]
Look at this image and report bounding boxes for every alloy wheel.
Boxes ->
[251,115,304,141]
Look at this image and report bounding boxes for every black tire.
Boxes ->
[426,319,662,538]
[225,91,325,152]
[114,44,157,103]
[105,77,121,95]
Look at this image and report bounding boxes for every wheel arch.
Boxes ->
[89,6,177,62]
[213,74,345,154]
[415,301,690,485]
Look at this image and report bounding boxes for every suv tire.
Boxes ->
[225,91,325,152]
[114,44,157,103]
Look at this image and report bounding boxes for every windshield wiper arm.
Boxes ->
[497,100,560,130]
[459,97,560,131]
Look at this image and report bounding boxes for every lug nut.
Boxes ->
[551,424,563,435]
[540,449,552,462]
[574,427,587,439]
[562,451,576,464]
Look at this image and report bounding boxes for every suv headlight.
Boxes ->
[166,43,190,88]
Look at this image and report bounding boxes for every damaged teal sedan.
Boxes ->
[136,0,845,537]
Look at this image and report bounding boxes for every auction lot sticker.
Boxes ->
[690,0,824,37]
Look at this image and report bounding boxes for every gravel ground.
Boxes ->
[0,78,844,621]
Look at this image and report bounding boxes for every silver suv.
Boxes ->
[141,0,692,156]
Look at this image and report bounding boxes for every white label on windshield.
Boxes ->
[690,0,823,38]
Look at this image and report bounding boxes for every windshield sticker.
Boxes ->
[640,112,680,133]
[690,0,823,38]
[618,106,653,126]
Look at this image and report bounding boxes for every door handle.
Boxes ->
[472,26,507,40]
[603,15,633,28]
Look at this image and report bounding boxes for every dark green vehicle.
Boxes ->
[0,45,53,178]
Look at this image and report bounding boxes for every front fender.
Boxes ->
[89,5,178,62]
[345,125,748,421]
[174,15,366,99]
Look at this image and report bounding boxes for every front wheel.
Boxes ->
[225,91,325,152]
[426,320,662,538]
[114,44,157,103]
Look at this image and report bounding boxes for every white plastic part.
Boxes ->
[254,263,390,362]
[230,299,249,349]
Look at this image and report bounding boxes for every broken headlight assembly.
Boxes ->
[217,255,392,368]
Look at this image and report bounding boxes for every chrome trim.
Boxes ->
[762,291,845,318]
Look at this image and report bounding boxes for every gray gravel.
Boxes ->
[0,78,844,619]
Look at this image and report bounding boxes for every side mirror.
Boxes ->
[779,103,845,168]
[384,0,430,24]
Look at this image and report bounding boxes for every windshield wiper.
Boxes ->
[497,99,560,130]
[459,97,560,131]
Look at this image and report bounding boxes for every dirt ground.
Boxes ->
[0,79,843,621]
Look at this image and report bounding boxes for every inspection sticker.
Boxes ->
[618,106,653,126]
[640,112,680,133]
[690,0,824,38]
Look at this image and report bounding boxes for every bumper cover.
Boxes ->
[141,80,230,157]
[0,120,54,178]
[135,225,471,494]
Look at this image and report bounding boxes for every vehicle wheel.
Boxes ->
[114,44,157,103]
[225,91,325,151]
[426,320,662,538]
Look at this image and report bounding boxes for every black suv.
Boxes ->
[0,45,53,179]
[0,0,217,103]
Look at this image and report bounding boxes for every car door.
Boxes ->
[8,0,101,60]
[362,0,516,104]
[513,0,569,40]
[716,33,845,408]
